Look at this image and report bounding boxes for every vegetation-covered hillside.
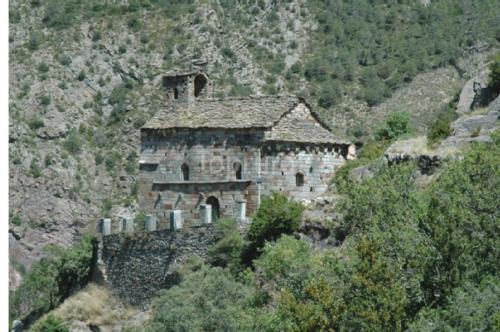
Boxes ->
[8,0,500,326]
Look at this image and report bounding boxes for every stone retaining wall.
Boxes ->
[100,225,216,305]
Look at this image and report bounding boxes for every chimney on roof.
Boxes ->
[163,70,213,103]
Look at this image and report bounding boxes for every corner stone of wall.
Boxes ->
[100,225,216,306]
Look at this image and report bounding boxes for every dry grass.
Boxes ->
[53,283,137,327]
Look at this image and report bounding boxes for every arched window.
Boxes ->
[234,162,242,180]
[181,163,189,181]
[173,87,179,99]
[296,172,304,187]
[194,74,207,97]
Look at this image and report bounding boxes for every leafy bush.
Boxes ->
[244,193,304,262]
[30,159,42,178]
[39,94,51,106]
[63,128,82,155]
[488,53,500,93]
[317,82,342,109]
[77,70,85,81]
[208,218,246,274]
[375,111,411,140]
[147,265,254,332]
[427,113,454,146]
[29,118,45,130]
[31,314,69,332]
[28,33,41,51]
[37,62,50,73]
[57,54,72,66]
[10,235,97,324]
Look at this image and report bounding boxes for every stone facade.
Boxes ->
[163,70,214,102]
[100,225,216,305]
[138,72,354,227]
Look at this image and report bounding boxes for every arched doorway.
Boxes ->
[194,74,207,97]
[206,196,220,221]
[173,87,179,99]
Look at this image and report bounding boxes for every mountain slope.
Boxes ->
[8,0,500,286]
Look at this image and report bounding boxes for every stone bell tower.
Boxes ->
[163,69,213,103]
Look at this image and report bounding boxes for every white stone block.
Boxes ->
[200,204,212,224]
[122,218,134,233]
[146,214,157,231]
[170,210,183,230]
[235,201,246,222]
[100,218,111,236]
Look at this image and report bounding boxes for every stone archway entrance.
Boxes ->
[194,74,207,97]
[206,196,220,221]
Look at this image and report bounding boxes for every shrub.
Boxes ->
[427,106,457,146]
[31,314,69,332]
[488,53,500,93]
[208,218,246,274]
[39,94,51,106]
[127,17,141,31]
[108,84,129,105]
[109,102,127,124]
[91,30,101,42]
[147,265,254,332]
[428,116,452,145]
[63,128,82,155]
[11,214,22,226]
[29,118,45,130]
[57,54,72,66]
[37,62,50,73]
[221,47,236,60]
[30,159,42,178]
[77,70,85,81]
[375,111,411,140]
[245,193,304,262]
[10,236,97,323]
[317,82,342,109]
[44,154,54,167]
[28,33,41,51]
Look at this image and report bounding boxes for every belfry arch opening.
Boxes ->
[206,196,220,221]
[194,74,207,97]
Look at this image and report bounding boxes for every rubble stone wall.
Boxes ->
[100,225,216,305]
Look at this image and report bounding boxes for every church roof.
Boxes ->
[142,95,347,144]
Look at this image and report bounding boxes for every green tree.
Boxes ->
[10,235,97,323]
[375,111,411,140]
[244,193,304,262]
[147,265,254,332]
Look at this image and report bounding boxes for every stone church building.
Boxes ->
[138,70,354,227]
